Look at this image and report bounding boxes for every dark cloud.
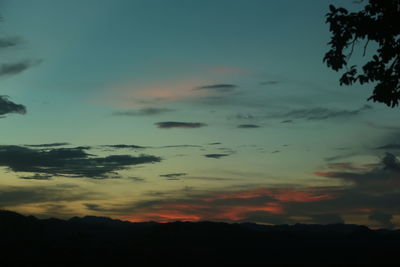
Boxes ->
[24,143,70,148]
[184,176,238,181]
[0,145,161,178]
[382,153,400,171]
[316,153,400,183]
[208,142,222,145]
[260,81,280,86]
[369,211,395,229]
[243,211,294,225]
[0,96,26,116]
[160,173,187,180]
[84,203,105,212]
[159,144,202,148]
[281,120,293,123]
[324,152,357,162]
[0,60,40,76]
[196,84,237,92]
[311,214,344,224]
[237,124,260,128]
[272,105,372,120]
[227,113,255,121]
[19,174,52,180]
[112,107,175,116]
[103,144,146,149]
[375,144,400,150]
[155,121,207,129]
[204,153,230,159]
[0,184,95,207]
[0,37,22,48]
[127,176,145,182]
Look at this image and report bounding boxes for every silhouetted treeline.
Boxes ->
[1,210,399,265]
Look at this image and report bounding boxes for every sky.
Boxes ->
[1,0,400,229]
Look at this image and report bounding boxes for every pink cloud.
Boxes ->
[104,78,219,107]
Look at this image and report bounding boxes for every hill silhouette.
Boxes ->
[1,210,399,265]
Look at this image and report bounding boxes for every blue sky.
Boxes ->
[1,0,400,228]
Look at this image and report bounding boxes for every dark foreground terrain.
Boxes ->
[1,210,399,265]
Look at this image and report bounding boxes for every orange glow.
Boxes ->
[213,202,284,221]
[124,188,336,222]
[127,210,202,223]
[271,190,335,202]
[215,189,271,199]
[314,171,335,177]
[213,188,336,203]
[107,78,216,107]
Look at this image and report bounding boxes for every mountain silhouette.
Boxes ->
[1,210,399,265]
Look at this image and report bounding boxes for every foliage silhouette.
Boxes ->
[1,210,400,265]
[324,0,400,107]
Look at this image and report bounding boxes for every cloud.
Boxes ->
[19,174,52,180]
[237,124,260,128]
[127,176,145,182]
[160,173,187,180]
[112,107,175,116]
[369,211,395,229]
[316,153,400,183]
[204,153,231,159]
[208,142,222,145]
[271,105,372,120]
[324,152,357,162]
[375,144,400,150]
[260,81,280,85]
[0,145,161,178]
[227,113,256,121]
[103,144,146,149]
[120,187,336,223]
[24,143,70,148]
[159,144,202,148]
[0,184,95,207]
[311,214,344,224]
[155,121,207,129]
[0,96,26,116]
[0,37,22,48]
[0,60,40,76]
[196,84,237,93]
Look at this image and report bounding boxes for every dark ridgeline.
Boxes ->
[1,210,399,265]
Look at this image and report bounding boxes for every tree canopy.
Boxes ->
[324,0,400,107]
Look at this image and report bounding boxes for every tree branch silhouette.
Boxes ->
[324,0,400,107]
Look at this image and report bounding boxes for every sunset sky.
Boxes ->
[1,0,400,229]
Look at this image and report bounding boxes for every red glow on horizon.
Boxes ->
[124,188,336,223]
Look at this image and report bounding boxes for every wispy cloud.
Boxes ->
[155,121,207,129]
[24,143,70,148]
[375,144,400,150]
[0,60,41,76]
[237,124,261,128]
[204,153,231,159]
[270,105,372,121]
[195,84,237,93]
[160,173,187,180]
[0,37,22,48]
[112,107,175,116]
[103,144,146,150]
